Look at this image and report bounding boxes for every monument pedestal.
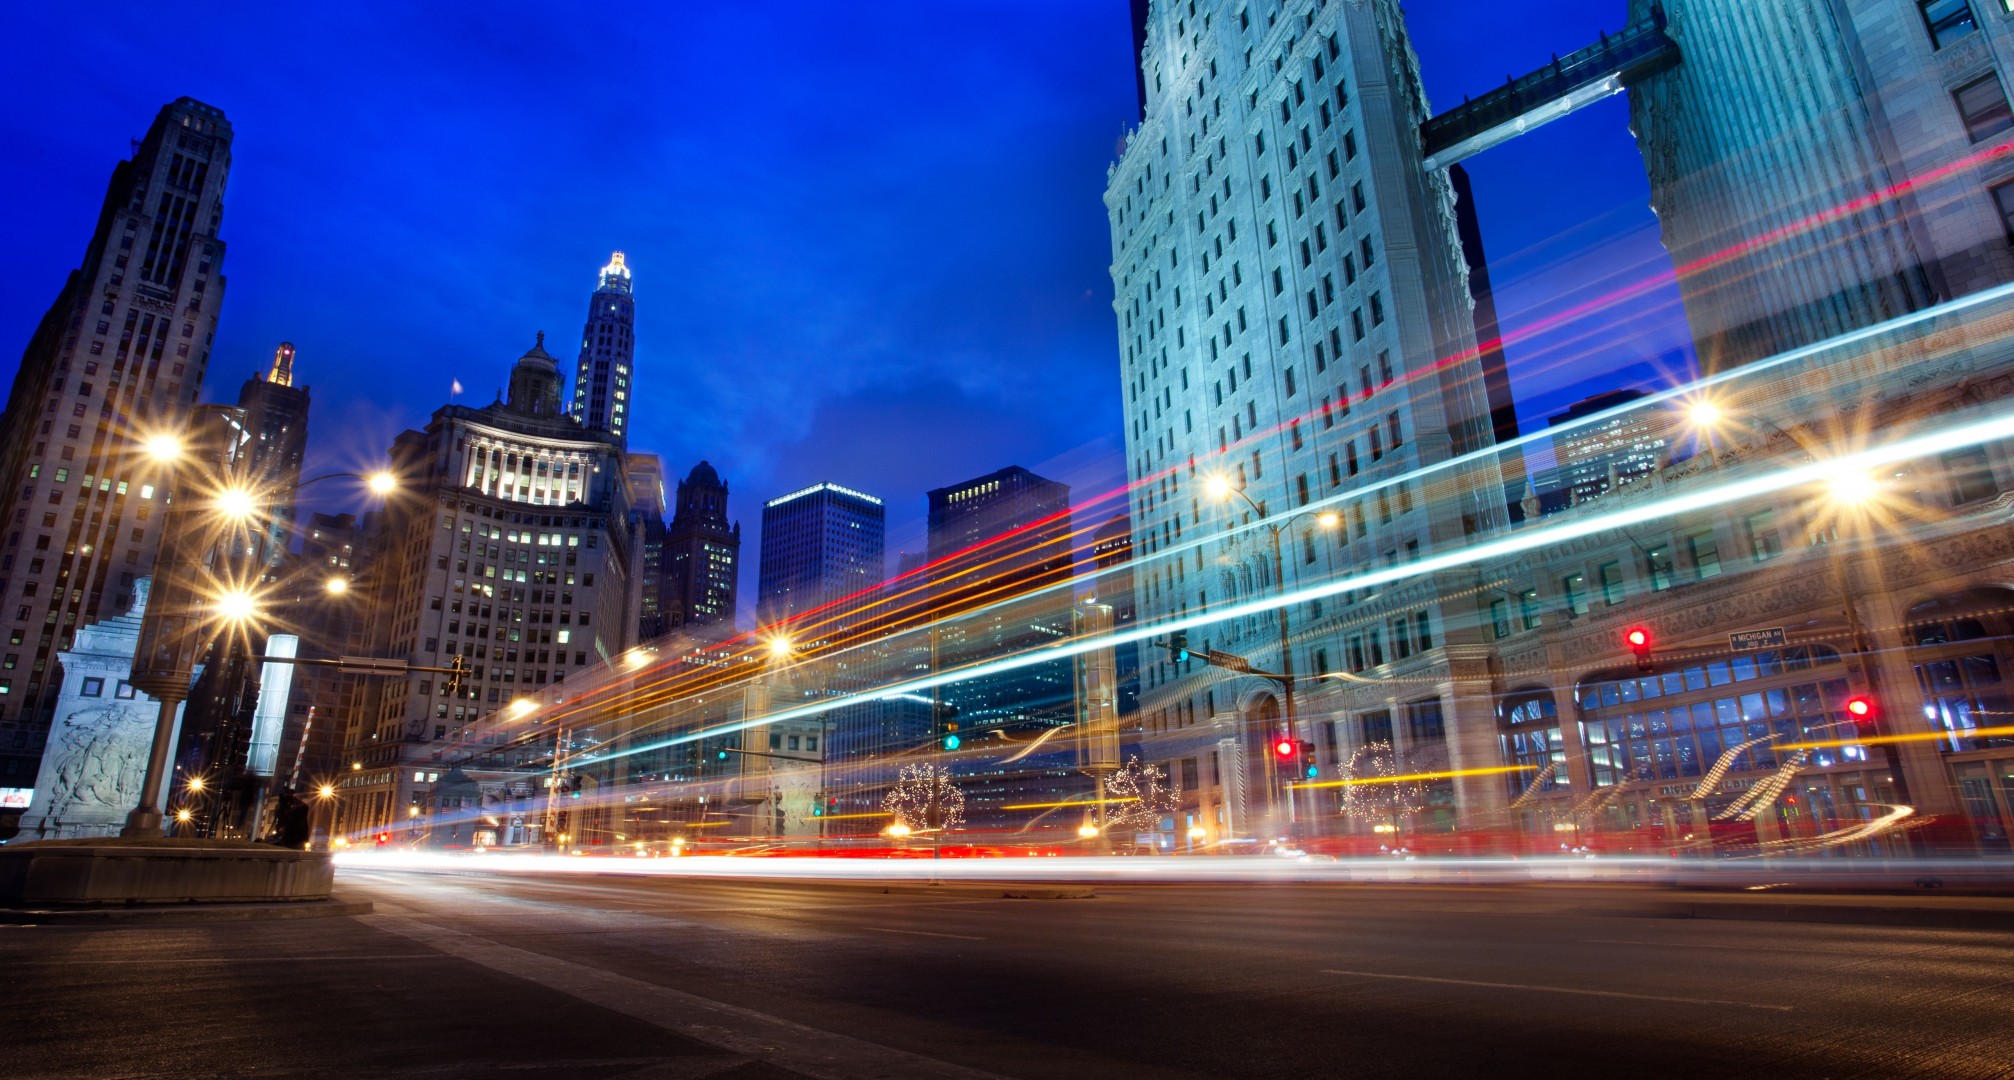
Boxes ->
[0,838,332,907]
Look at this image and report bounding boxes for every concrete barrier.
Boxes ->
[0,838,333,905]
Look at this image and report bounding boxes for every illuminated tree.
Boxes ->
[883,763,964,832]
[1100,757,1176,834]
[1337,740,1429,837]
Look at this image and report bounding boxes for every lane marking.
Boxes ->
[366,913,1010,1080]
[1319,969,1794,1011]
[12,954,433,965]
[862,927,987,941]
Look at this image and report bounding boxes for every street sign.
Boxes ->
[1206,649,1253,673]
[1728,627,1787,651]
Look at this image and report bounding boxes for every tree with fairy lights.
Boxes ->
[1338,740,1430,840]
[883,763,964,833]
[1100,756,1177,835]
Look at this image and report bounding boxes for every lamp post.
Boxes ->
[120,409,398,838]
[1683,404,1915,815]
[1203,474,1341,836]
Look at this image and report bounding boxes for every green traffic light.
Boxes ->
[943,734,961,750]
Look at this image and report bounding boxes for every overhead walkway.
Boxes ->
[1420,8,1680,171]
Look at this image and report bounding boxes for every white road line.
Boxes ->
[862,927,987,941]
[1319,969,1794,1011]
[366,913,1011,1080]
[17,954,432,965]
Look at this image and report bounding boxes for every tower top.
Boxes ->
[268,342,295,387]
[599,251,630,289]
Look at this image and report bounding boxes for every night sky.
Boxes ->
[2,2,1695,619]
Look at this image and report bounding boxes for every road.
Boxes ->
[6,867,2014,1079]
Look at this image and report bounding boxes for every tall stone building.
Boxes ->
[235,342,311,572]
[0,97,232,790]
[1108,0,1507,839]
[1545,388,1668,505]
[1627,0,2014,370]
[334,336,636,840]
[663,461,740,638]
[572,252,635,440]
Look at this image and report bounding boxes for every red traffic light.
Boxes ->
[1274,737,1297,759]
[1625,627,1650,649]
[1845,695,1875,720]
[375,832,390,845]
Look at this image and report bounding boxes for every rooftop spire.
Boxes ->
[268,342,295,386]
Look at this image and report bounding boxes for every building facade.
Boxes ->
[236,342,311,571]
[334,336,636,842]
[0,98,232,794]
[1108,0,1508,842]
[572,252,635,440]
[624,452,671,640]
[663,461,740,638]
[1545,388,1668,505]
[756,482,886,632]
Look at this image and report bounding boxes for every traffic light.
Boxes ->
[375,832,390,846]
[1273,735,1297,760]
[1845,694,1876,723]
[1625,627,1653,671]
[444,655,467,696]
[1299,740,1318,779]
[716,747,732,762]
[1169,631,1190,663]
[943,721,961,751]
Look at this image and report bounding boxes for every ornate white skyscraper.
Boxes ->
[572,251,634,440]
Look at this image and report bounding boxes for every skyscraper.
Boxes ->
[1107,1,1507,837]
[924,465,1077,830]
[624,452,671,640]
[236,342,311,571]
[1625,0,2014,371]
[1546,388,1669,505]
[756,482,886,634]
[664,461,740,636]
[0,97,233,789]
[572,252,634,439]
[338,335,636,844]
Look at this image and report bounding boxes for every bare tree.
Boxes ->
[1101,757,1177,835]
[1338,740,1431,837]
[882,763,964,832]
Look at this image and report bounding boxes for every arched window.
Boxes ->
[1498,689,1564,797]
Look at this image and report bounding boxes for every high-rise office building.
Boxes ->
[924,465,1078,830]
[756,482,886,634]
[624,452,671,640]
[236,342,311,571]
[664,461,740,636]
[572,252,634,439]
[1108,1,1508,837]
[1626,0,2014,371]
[336,335,636,843]
[1545,388,1669,505]
[0,97,233,790]
[1090,514,1140,724]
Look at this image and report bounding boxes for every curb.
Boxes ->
[1579,900,2014,931]
[0,897,373,926]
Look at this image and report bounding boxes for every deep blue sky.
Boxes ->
[2,2,1693,618]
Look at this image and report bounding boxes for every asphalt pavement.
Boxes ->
[6,867,2014,1079]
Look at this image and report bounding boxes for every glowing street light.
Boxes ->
[1316,511,1341,528]
[766,635,794,659]
[317,784,336,800]
[214,486,259,521]
[1204,473,1235,500]
[884,822,913,838]
[186,776,207,794]
[509,698,537,718]
[624,648,651,669]
[213,590,259,623]
[144,433,184,463]
[324,577,349,595]
[1077,821,1101,839]
[1186,826,1207,840]
[366,471,397,496]
[1685,399,1723,432]
[1826,465,1880,506]
[175,808,193,824]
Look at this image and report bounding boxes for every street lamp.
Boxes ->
[323,577,349,595]
[766,635,794,660]
[1204,472,1341,836]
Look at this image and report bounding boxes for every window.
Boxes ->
[1646,546,1675,591]
[1944,446,1999,503]
[1599,561,1625,605]
[1955,74,2014,141]
[1995,181,2014,239]
[80,677,104,697]
[1519,589,1542,631]
[1688,531,1722,579]
[1406,698,1445,742]
[1745,510,1781,561]
[1563,572,1589,615]
[1920,0,1978,49]
[1489,598,1512,640]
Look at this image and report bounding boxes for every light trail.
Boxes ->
[1775,724,2014,752]
[998,797,1142,810]
[594,403,2014,767]
[1289,765,1535,791]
